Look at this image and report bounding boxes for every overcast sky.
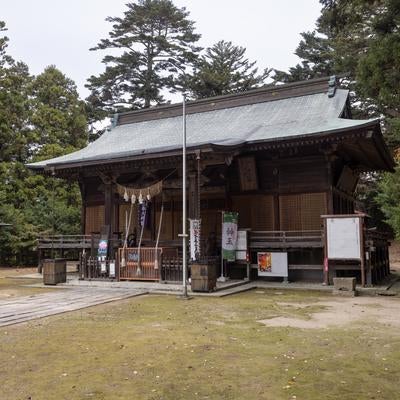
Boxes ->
[2,0,321,100]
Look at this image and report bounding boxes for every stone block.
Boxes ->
[333,277,356,291]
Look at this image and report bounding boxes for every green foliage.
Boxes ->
[376,166,400,238]
[0,23,86,265]
[273,31,334,83]
[275,1,400,232]
[86,0,201,118]
[30,66,88,151]
[188,40,270,98]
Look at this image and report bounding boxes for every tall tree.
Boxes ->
[273,31,334,84]
[278,0,400,236]
[0,21,32,163]
[0,24,87,264]
[86,0,201,119]
[188,40,271,99]
[30,65,88,157]
[272,1,382,86]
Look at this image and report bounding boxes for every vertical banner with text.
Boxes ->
[189,219,201,261]
[222,212,238,262]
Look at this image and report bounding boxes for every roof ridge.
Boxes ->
[117,76,342,126]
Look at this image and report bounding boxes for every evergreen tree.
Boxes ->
[274,1,400,236]
[273,31,334,83]
[30,65,88,156]
[188,40,270,99]
[86,0,201,118]
[0,22,32,163]
[0,24,87,264]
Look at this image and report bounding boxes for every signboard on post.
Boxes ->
[326,217,361,260]
[322,214,366,286]
[222,212,238,262]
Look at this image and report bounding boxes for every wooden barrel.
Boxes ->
[190,262,217,292]
[43,259,67,285]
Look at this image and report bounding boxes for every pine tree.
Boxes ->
[188,40,270,99]
[86,0,201,118]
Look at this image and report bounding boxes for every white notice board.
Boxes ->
[257,252,288,278]
[326,217,361,260]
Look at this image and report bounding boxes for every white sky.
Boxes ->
[1,0,321,100]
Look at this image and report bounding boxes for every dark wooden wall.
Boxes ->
[228,154,331,231]
[79,148,360,237]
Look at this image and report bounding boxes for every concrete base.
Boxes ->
[333,289,357,297]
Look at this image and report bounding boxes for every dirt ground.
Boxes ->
[0,266,37,278]
[389,240,400,270]
[259,296,400,329]
[1,289,400,400]
[0,267,50,298]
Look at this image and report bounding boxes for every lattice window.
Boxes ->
[279,193,326,231]
[232,195,275,230]
[85,205,104,234]
[279,195,302,231]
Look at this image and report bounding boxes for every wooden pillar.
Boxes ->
[189,153,201,220]
[273,165,280,230]
[360,218,366,287]
[78,179,86,235]
[188,172,197,220]
[366,249,373,287]
[104,182,113,234]
[326,161,334,214]
[100,173,118,236]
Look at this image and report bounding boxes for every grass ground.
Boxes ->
[1,288,400,400]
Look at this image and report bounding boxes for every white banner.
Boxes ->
[189,219,201,261]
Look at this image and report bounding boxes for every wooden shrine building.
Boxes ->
[28,77,394,285]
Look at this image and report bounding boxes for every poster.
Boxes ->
[189,219,201,261]
[222,212,238,262]
[97,239,108,257]
[258,252,272,272]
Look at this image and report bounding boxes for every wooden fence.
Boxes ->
[250,230,324,250]
[79,253,117,280]
[118,247,180,281]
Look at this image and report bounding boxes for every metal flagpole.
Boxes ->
[219,211,226,282]
[179,93,189,298]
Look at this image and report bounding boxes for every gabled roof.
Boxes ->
[27,77,393,172]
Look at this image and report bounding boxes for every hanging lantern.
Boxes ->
[123,189,129,202]
[139,191,144,204]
